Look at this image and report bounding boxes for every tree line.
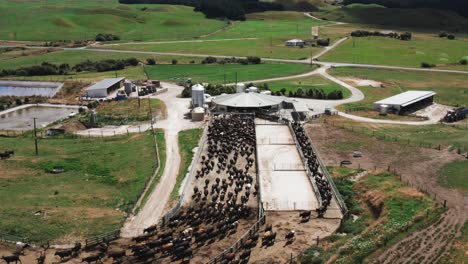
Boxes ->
[343,0,468,17]
[118,0,317,20]
[0,58,140,77]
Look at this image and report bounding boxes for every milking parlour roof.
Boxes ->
[213,92,283,108]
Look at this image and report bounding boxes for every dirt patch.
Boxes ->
[247,211,340,263]
[53,18,73,28]
[0,164,33,179]
[339,77,383,87]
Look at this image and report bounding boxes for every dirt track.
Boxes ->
[306,121,467,263]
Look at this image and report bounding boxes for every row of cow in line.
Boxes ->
[291,122,333,217]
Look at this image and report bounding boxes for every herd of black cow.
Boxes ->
[291,122,333,217]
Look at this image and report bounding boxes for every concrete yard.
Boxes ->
[256,123,319,211]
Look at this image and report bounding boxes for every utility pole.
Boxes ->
[235,72,238,87]
[33,118,38,155]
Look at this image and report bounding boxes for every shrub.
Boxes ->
[447,34,456,40]
[438,31,448,38]
[317,38,330,47]
[247,56,262,64]
[95,33,120,42]
[125,58,139,66]
[202,56,218,64]
[460,59,468,65]
[146,58,156,65]
[421,62,435,68]
[15,98,22,106]
[172,59,178,65]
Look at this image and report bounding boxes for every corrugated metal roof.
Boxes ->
[213,92,283,108]
[293,102,309,112]
[375,91,436,107]
[86,77,125,91]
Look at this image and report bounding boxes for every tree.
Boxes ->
[288,91,294,97]
[447,34,456,40]
[146,58,156,65]
[126,58,139,66]
[400,32,412,41]
[172,59,178,65]
[247,56,261,64]
[460,59,468,65]
[15,98,22,106]
[24,97,30,104]
[421,62,435,68]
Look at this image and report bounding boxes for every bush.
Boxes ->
[316,38,330,47]
[126,58,139,66]
[460,59,468,65]
[247,56,262,64]
[400,32,412,41]
[447,34,456,40]
[438,31,448,38]
[146,58,156,65]
[78,107,86,114]
[202,56,218,64]
[421,62,435,68]
[95,33,120,42]
[172,59,178,65]
[15,98,22,106]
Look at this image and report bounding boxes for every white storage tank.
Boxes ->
[248,87,258,93]
[379,104,389,116]
[191,84,205,108]
[260,90,272,95]
[236,83,246,93]
[124,81,133,95]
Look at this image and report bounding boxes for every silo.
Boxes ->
[379,104,389,116]
[191,84,205,108]
[124,81,133,95]
[236,83,246,93]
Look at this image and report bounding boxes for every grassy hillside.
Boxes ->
[0,0,225,41]
[316,4,468,31]
[329,67,468,108]
[0,132,163,242]
[145,63,313,84]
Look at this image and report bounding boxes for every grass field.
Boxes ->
[171,129,203,200]
[0,0,225,41]
[0,132,162,242]
[321,35,468,70]
[207,11,326,39]
[329,67,468,109]
[97,38,322,60]
[145,63,314,84]
[96,98,167,122]
[316,4,468,32]
[265,74,351,98]
[437,160,468,192]
[0,49,201,70]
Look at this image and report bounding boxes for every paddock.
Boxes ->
[256,123,319,211]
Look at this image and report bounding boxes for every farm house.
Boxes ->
[85,77,125,98]
[374,90,436,114]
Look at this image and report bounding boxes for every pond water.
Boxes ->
[0,106,78,130]
[0,81,63,97]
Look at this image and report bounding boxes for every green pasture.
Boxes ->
[0,0,225,41]
[207,11,326,39]
[265,75,351,98]
[0,132,163,242]
[145,63,313,84]
[321,35,468,70]
[437,160,468,192]
[0,49,201,70]
[97,38,323,60]
[329,67,468,109]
